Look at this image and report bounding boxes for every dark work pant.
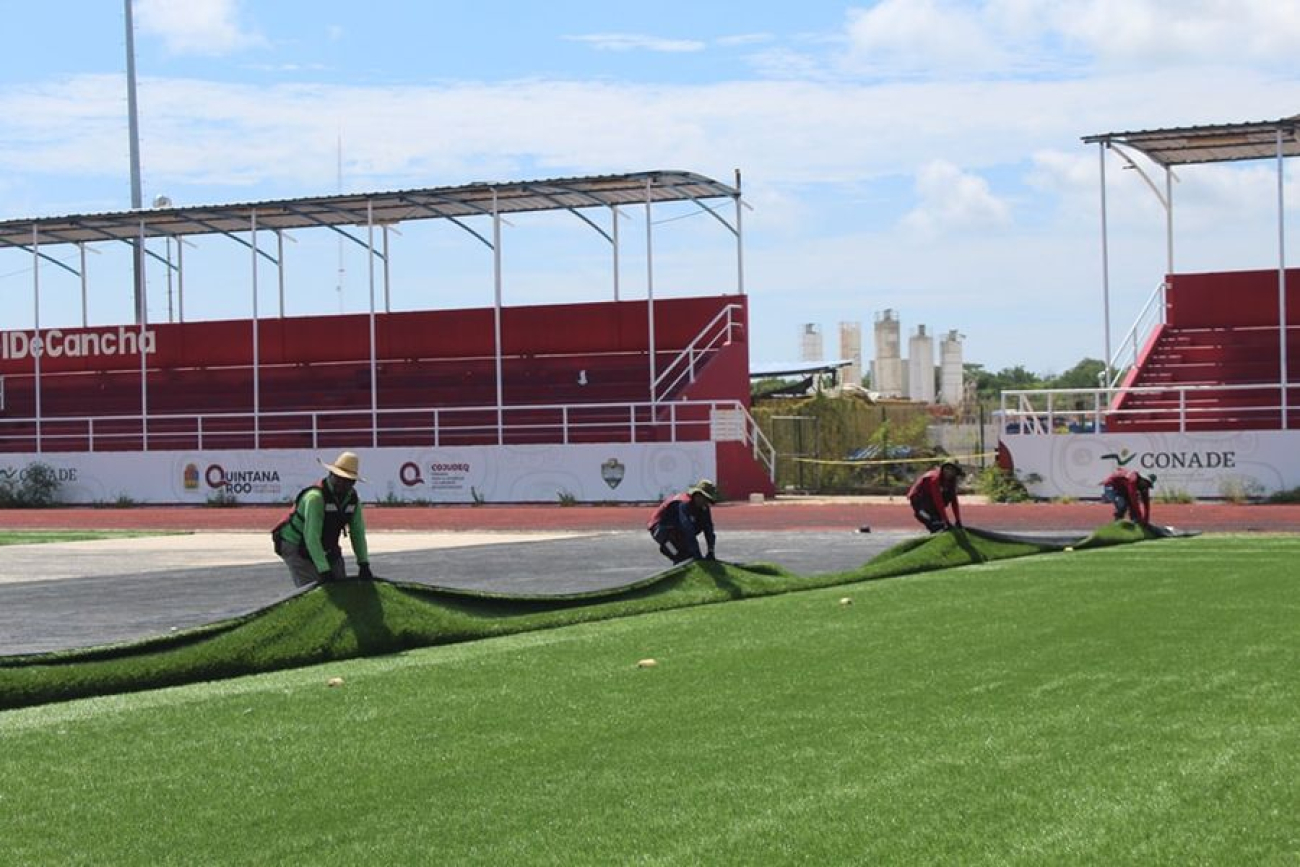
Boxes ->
[910,494,947,533]
[649,524,698,563]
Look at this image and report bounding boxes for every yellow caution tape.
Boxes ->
[790,454,993,467]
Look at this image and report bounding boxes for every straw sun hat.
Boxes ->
[320,451,365,482]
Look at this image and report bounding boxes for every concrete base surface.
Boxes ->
[0,529,933,656]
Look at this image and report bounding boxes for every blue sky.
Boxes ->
[1,0,1297,374]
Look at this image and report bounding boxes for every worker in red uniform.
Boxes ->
[1101,468,1156,525]
[908,461,965,533]
[648,479,718,564]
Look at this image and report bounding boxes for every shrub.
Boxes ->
[0,462,63,508]
[1155,487,1194,504]
[1218,476,1263,504]
[973,466,1040,503]
[205,487,240,508]
[95,494,137,508]
[1267,486,1300,503]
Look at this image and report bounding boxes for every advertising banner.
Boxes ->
[1001,431,1300,498]
[0,442,715,505]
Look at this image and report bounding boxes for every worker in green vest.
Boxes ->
[272,451,374,587]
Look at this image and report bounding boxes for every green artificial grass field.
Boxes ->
[1,531,1296,864]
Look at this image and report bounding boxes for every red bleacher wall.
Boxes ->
[1165,267,1300,328]
[0,295,744,377]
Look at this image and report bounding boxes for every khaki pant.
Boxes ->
[276,537,346,587]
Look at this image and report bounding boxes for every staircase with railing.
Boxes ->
[1004,267,1300,434]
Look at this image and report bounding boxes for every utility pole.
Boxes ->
[124,0,145,323]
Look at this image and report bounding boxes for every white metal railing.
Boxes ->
[0,398,764,454]
[740,404,776,481]
[1000,382,1299,435]
[1107,280,1167,388]
[653,303,744,401]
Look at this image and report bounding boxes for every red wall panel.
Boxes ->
[0,296,744,376]
[1166,268,1300,328]
[0,295,748,418]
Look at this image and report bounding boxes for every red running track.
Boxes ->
[1,501,1297,533]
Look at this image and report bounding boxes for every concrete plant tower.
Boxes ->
[940,329,964,406]
[908,324,936,403]
[800,323,824,362]
[839,321,862,385]
[872,309,904,397]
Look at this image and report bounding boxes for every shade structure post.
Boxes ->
[138,218,149,450]
[612,204,620,302]
[250,209,260,450]
[646,177,656,404]
[79,243,88,327]
[1099,142,1113,387]
[31,225,42,452]
[492,189,504,445]
[367,199,379,447]
[1278,128,1289,429]
[734,168,745,295]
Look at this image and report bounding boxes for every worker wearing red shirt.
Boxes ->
[1101,468,1156,525]
[648,479,718,564]
[908,461,964,533]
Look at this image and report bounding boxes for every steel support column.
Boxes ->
[1099,142,1113,387]
[646,178,656,404]
[493,190,504,445]
[31,226,42,452]
[367,200,379,447]
[250,210,260,449]
[1278,129,1289,429]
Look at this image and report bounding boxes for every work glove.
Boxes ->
[316,569,334,583]
[358,563,375,581]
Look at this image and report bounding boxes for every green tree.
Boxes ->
[1044,358,1106,390]
[967,363,1045,401]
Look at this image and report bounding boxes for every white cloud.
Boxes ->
[716,33,775,48]
[834,0,1300,81]
[565,33,706,53]
[902,161,1012,234]
[843,0,1006,76]
[136,0,265,56]
[1044,0,1300,67]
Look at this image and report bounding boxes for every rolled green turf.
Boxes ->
[0,523,1160,709]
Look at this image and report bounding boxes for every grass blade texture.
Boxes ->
[0,524,1157,709]
[0,532,1294,865]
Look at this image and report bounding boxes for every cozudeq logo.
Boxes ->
[182,463,200,490]
[601,458,625,490]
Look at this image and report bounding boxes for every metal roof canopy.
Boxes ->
[1083,116,1300,167]
[1085,115,1296,428]
[0,170,738,247]
[0,168,747,449]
